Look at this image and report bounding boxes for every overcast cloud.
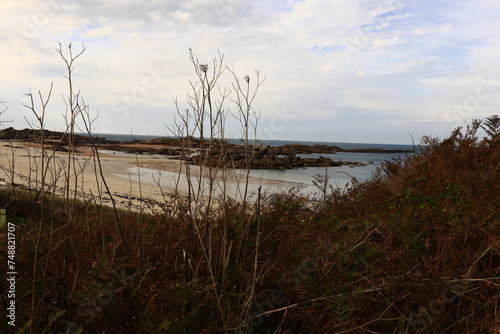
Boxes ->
[1,0,499,144]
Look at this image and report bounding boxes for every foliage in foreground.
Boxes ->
[0,118,499,333]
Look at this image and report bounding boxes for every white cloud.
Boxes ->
[412,23,453,36]
[371,37,401,48]
[0,0,499,143]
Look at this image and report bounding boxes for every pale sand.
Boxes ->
[0,141,297,212]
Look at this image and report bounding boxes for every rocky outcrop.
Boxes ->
[0,127,111,145]
[266,144,341,155]
[190,153,366,170]
[138,136,206,147]
[100,145,183,156]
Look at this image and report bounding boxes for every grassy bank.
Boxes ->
[1,118,499,333]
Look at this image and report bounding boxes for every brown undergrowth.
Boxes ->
[0,118,498,333]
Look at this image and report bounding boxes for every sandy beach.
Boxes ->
[0,141,298,211]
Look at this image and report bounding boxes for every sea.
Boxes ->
[95,133,413,196]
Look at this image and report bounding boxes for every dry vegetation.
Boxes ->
[0,44,499,333]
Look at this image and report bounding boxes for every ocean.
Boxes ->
[95,133,412,195]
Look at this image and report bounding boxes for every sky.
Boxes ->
[1,0,500,144]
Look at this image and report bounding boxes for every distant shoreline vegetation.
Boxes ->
[91,132,415,150]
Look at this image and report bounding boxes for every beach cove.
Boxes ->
[0,141,301,211]
[0,135,413,211]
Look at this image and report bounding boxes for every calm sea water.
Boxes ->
[94,133,412,194]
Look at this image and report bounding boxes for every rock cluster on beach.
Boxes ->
[192,153,366,169]
[190,144,369,169]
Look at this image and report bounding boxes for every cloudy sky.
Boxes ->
[1,0,499,144]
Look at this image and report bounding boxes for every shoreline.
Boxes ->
[0,141,300,212]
